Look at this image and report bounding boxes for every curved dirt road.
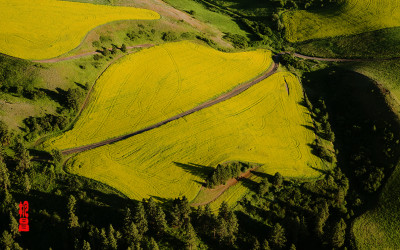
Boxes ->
[61,60,279,155]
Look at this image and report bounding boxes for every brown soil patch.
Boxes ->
[191,166,259,207]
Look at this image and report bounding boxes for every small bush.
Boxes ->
[223,33,248,49]
[93,54,103,61]
[161,31,178,42]
[99,35,112,43]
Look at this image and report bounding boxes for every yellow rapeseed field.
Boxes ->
[49,41,272,150]
[0,0,159,60]
[283,0,400,42]
[65,72,327,205]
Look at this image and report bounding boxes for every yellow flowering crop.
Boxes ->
[66,72,327,204]
[49,41,272,150]
[0,0,159,60]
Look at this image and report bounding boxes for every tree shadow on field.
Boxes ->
[173,162,214,181]
[251,171,270,179]
[39,87,68,106]
[240,177,258,193]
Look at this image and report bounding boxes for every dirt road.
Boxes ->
[61,61,279,155]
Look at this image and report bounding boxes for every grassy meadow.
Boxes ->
[0,0,159,60]
[164,0,248,37]
[283,0,400,42]
[47,41,272,149]
[352,164,400,249]
[65,72,326,204]
[296,27,400,59]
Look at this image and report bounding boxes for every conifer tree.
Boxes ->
[148,237,159,250]
[269,223,286,249]
[108,225,118,250]
[252,238,260,250]
[185,222,198,250]
[273,172,283,187]
[0,160,10,190]
[23,173,31,193]
[82,240,91,250]
[67,195,79,229]
[0,230,13,249]
[134,201,148,235]
[262,239,271,250]
[9,212,19,238]
[331,218,346,248]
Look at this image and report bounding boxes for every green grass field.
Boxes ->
[47,41,272,150]
[283,0,400,42]
[352,163,400,249]
[65,72,326,204]
[295,27,400,59]
[346,60,400,114]
[164,0,248,37]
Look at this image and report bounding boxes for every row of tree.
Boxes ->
[206,162,253,188]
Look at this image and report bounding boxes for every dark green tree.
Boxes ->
[154,206,167,235]
[111,44,118,55]
[258,178,270,196]
[0,121,11,146]
[252,238,260,250]
[134,201,148,235]
[51,149,63,164]
[9,212,19,238]
[184,222,198,250]
[331,218,346,248]
[23,173,31,193]
[0,231,13,249]
[0,160,10,190]
[262,239,271,250]
[272,172,283,187]
[67,195,79,229]
[82,240,91,250]
[147,237,159,250]
[218,202,229,220]
[100,228,108,249]
[15,144,31,172]
[269,223,286,249]
[108,225,118,250]
[121,44,127,53]
[315,201,329,237]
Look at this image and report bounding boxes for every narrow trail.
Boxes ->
[32,44,154,63]
[190,166,259,207]
[61,60,279,155]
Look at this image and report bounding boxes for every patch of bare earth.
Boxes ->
[191,167,259,207]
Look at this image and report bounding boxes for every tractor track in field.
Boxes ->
[61,59,279,155]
